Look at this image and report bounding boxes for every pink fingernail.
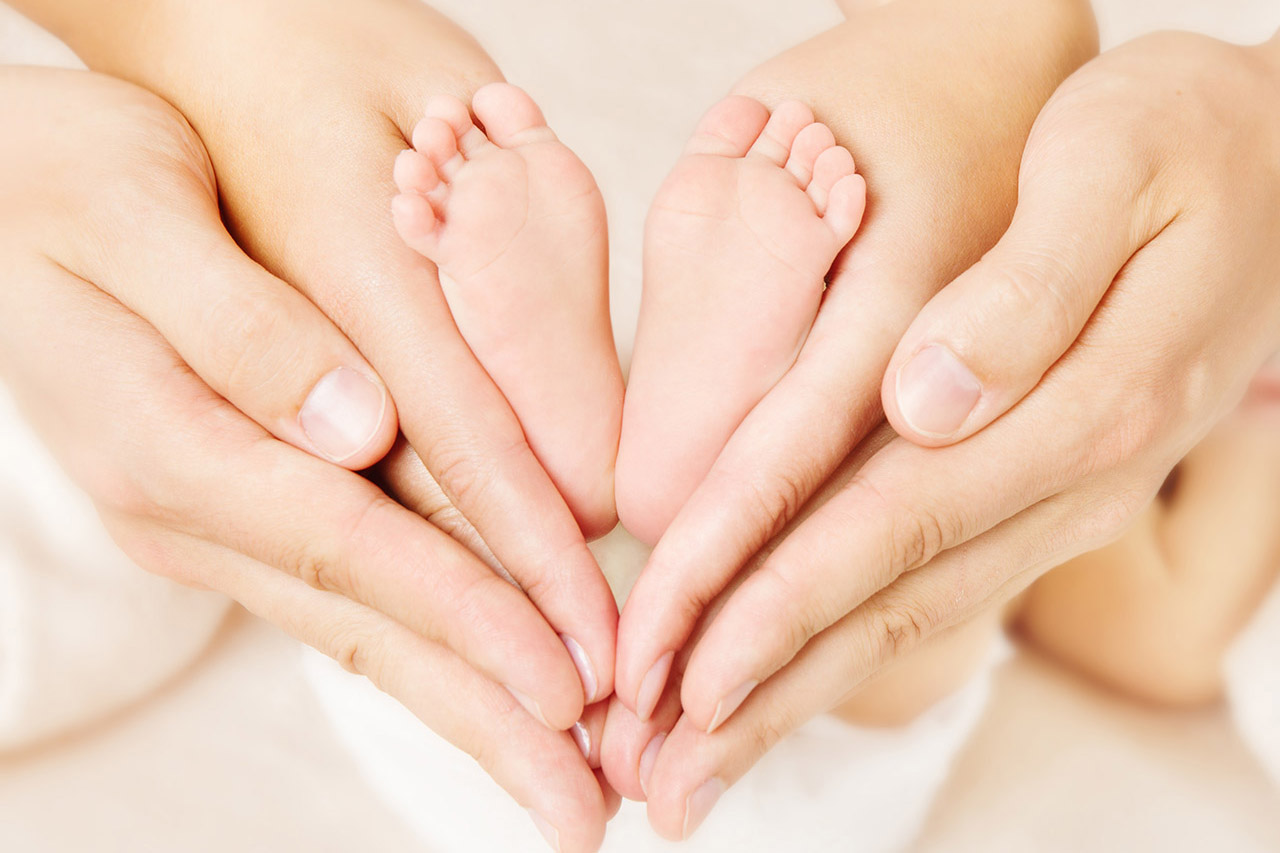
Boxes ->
[561,634,598,702]
[298,367,386,462]
[707,679,758,733]
[683,777,727,839]
[638,732,666,798]
[895,344,982,439]
[505,684,550,728]
[527,809,561,852]
[636,651,674,722]
[570,722,591,762]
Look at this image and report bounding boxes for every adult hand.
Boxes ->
[11,0,621,708]
[613,0,1095,724]
[617,26,1280,842]
[0,67,612,852]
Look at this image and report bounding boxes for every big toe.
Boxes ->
[683,96,771,158]
[472,82,556,148]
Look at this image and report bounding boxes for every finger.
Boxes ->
[370,435,503,576]
[78,189,399,471]
[575,700,611,769]
[614,357,901,720]
[881,133,1160,446]
[186,439,592,730]
[599,686,684,803]
[107,516,608,853]
[614,86,1014,715]
[231,114,618,704]
[596,769,623,821]
[2,261,588,731]
[643,482,1136,841]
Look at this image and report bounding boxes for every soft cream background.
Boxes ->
[2,0,1279,850]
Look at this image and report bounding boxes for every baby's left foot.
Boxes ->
[392,83,622,537]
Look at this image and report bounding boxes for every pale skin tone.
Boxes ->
[390,83,623,527]
[1019,360,1280,708]
[6,0,625,849]
[0,65,623,852]
[608,9,1280,841]
[616,97,866,544]
[8,1,1280,852]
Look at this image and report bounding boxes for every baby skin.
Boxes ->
[616,97,866,545]
[391,83,623,538]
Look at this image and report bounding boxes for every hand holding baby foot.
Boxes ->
[617,97,865,546]
[392,83,623,538]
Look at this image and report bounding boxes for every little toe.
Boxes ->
[425,94,490,157]
[683,96,771,158]
[393,149,440,195]
[411,117,465,180]
[392,192,440,256]
[824,173,868,243]
[807,145,856,213]
[473,82,557,148]
[784,122,836,186]
[747,100,815,166]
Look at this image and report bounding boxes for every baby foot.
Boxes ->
[617,96,866,544]
[392,83,622,538]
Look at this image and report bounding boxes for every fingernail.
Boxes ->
[895,344,982,439]
[636,651,675,722]
[638,732,666,798]
[560,634,598,702]
[298,367,386,463]
[707,679,758,734]
[570,721,591,762]
[683,777,726,839]
[527,809,561,852]
[505,684,551,728]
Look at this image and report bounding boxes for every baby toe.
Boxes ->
[785,122,836,186]
[393,149,440,195]
[425,94,488,157]
[392,192,441,255]
[823,173,867,244]
[807,145,856,213]
[683,96,771,158]
[473,82,556,148]
[747,100,815,166]
[412,117,462,171]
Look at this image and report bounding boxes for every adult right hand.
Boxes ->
[0,67,611,852]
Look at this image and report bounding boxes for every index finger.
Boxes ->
[232,115,618,705]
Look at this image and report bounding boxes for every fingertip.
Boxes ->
[885,343,984,446]
[297,366,399,470]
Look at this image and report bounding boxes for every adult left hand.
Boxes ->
[615,29,1280,840]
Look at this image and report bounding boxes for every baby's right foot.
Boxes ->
[617,97,866,545]
[391,83,622,538]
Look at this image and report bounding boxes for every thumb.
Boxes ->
[882,154,1157,446]
[96,209,399,470]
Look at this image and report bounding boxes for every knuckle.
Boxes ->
[202,292,293,401]
[980,254,1079,348]
[870,601,932,662]
[886,505,948,574]
[296,491,391,596]
[758,561,830,655]
[1073,482,1158,550]
[429,433,530,516]
[748,714,792,760]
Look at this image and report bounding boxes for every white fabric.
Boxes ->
[304,633,1006,852]
[1225,582,1280,790]
[0,384,230,750]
